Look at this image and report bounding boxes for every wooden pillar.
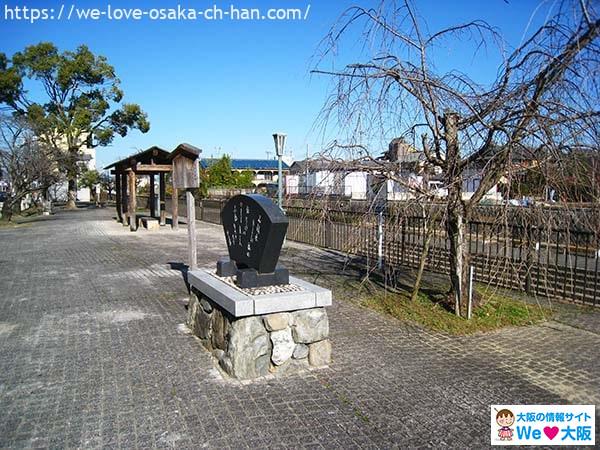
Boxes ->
[187,190,197,270]
[159,172,166,226]
[149,173,156,218]
[172,186,179,230]
[128,170,137,231]
[121,172,129,227]
[115,172,122,222]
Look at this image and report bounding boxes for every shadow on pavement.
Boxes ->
[168,261,190,294]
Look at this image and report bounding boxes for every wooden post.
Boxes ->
[170,144,201,266]
[172,187,179,230]
[159,172,166,226]
[187,190,197,270]
[115,171,122,222]
[149,173,156,218]
[121,172,129,227]
[128,170,137,231]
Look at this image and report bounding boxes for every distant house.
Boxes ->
[287,159,368,199]
[201,158,290,188]
[286,137,503,202]
[371,139,427,201]
[454,146,548,202]
[375,138,504,201]
[287,139,425,200]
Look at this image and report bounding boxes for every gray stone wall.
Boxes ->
[187,289,331,379]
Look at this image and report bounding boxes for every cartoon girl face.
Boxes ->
[497,411,515,427]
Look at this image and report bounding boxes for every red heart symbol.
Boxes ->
[544,426,559,440]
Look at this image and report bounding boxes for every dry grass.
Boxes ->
[362,287,551,335]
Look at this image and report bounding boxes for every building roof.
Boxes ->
[170,143,201,161]
[200,158,289,170]
[289,156,424,174]
[104,146,170,170]
[289,158,342,173]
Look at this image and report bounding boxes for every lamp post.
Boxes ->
[272,133,286,209]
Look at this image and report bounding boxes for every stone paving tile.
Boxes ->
[0,207,599,448]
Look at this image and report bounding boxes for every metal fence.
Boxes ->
[138,195,226,224]
[140,195,599,306]
[285,206,599,306]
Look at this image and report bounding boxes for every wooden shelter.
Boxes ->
[104,147,171,231]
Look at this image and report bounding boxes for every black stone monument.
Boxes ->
[217,194,289,288]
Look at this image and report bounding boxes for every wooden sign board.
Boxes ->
[172,155,199,189]
[170,143,201,189]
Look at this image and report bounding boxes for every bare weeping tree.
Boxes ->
[0,115,61,221]
[312,0,600,316]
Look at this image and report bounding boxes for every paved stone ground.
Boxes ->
[0,207,598,449]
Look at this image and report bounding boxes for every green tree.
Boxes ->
[198,156,256,196]
[203,156,257,190]
[233,170,254,188]
[78,168,100,191]
[78,168,101,205]
[0,42,150,209]
[99,171,115,199]
[206,155,236,187]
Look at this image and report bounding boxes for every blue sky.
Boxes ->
[1,0,552,169]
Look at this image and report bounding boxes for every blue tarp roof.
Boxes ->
[200,158,289,170]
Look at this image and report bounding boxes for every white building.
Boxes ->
[287,159,368,199]
[286,138,502,202]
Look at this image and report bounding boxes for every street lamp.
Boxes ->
[272,133,286,209]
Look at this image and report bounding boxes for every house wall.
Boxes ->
[312,171,347,195]
[461,171,501,201]
[306,171,327,193]
[232,169,288,187]
[290,164,504,202]
[344,172,368,199]
[285,174,299,195]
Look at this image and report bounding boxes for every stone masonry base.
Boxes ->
[187,288,331,379]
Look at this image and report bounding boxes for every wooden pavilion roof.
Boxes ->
[104,146,172,174]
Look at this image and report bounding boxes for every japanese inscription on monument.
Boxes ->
[218,194,289,288]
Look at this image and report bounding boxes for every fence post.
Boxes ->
[325,219,332,248]
[401,221,406,264]
[377,211,384,270]
[467,265,474,320]
[525,225,534,295]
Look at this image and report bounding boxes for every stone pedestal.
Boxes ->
[186,268,332,379]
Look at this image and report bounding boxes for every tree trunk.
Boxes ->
[410,206,437,303]
[410,223,434,303]
[443,110,470,317]
[447,208,470,316]
[66,178,77,209]
[1,198,13,222]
